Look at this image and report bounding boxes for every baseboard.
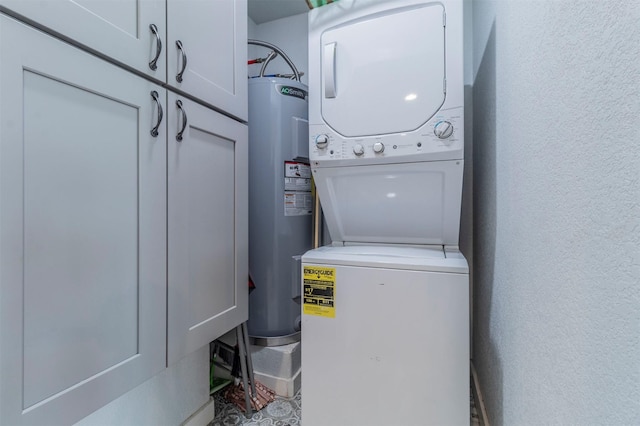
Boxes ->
[471,362,490,426]
[181,397,216,426]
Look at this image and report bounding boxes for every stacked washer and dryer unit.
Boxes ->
[302,0,469,425]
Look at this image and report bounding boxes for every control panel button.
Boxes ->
[434,121,454,139]
[315,134,329,149]
[353,143,365,156]
[373,142,385,153]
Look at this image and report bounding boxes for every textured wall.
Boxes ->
[471,0,640,424]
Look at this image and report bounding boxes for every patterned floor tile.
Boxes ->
[210,391,301,426]
[211,387,479,426]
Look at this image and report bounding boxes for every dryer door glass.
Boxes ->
[320,3,445,138]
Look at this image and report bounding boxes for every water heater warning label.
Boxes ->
[284,192,312,216]
[303,266,335,318]
[284,161,312,216]
[284,161,311,189]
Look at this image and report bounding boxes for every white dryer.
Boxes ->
[308,0,465,245]
[302,0,469,424]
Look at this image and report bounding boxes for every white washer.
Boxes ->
[303,0,468,424]
[302,245,469,426]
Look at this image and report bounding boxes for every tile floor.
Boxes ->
[210,388,480,426]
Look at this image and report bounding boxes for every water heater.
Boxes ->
[248,77,311,341]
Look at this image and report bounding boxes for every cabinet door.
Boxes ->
[166,0,248,121]
[0,17,167,426]
[0,0,166,81]
[167,93,248,364]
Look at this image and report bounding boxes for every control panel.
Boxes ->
[309,107,463,164]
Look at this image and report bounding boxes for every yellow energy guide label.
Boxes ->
[303,266,336,318]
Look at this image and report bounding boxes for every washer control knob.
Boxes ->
[353,143,365,156]
[373,142,385,153]
[315,134,329,149]
[434,121,454,139]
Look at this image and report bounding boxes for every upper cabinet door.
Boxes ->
[167,0,248,121]
[167,93,248,365]
[0,0,166,81]
[0,16,166,426]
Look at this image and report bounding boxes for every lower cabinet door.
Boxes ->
[0,16,167,425]
[167,93,248,364]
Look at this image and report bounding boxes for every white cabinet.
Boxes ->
[0,1,248,424]
[0,16,167,425]
[167,0,248,120]
[0,0,167,81]
[167,94,248,364]
[0,0,248,120]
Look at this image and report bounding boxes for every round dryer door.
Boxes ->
[320,2,446,138]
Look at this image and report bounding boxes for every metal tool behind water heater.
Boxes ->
[247,77,311,342]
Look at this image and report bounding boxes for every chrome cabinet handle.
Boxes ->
[149,24,162,71]
[150,90,163,137]
[175,40,187,83]
[176,100,187,142]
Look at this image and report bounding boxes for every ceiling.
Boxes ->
[248,0,310,24]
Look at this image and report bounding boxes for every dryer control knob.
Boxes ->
[434,121,454,139]
[353,143,365,156]
[373,142,385,153]
[315,134,329,149]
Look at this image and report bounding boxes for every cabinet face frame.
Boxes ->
[0,16,167,425]
[167,93,248,365]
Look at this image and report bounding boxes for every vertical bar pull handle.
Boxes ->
[323,42,337,98]
[149,24,162,71]
[150,90,163,137]
[176,40,187,83]
[176,100,187,142]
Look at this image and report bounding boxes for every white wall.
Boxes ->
[471,0,640,424]
[75,347,209,426]
[248,13,308,85]
[248,15,258,37]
